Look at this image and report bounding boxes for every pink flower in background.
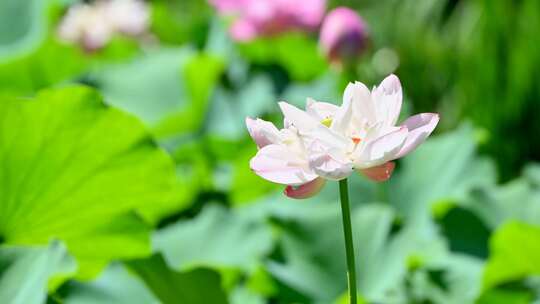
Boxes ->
[247,75,439,199]
[210,0,326,41]
[320,7,368,64]
[58,0,149,51]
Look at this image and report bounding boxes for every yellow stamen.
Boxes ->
[321,117,332,127]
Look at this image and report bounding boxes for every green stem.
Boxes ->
[339,178,357,304]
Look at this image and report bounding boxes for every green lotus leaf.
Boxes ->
[0,86,179,277]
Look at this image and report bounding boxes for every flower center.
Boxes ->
[321,117,332,127]
[352,136,362,144]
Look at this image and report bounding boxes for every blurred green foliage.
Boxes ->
[356,0,540,180]
[0,0,539,303]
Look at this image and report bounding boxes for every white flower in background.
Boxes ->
[247,74,439,198]
[105,0,149,36]
[57,3,112,51]
[57,0,149,51]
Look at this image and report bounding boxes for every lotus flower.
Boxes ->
[58,0,149,51]
[209,0,326,41]
[57,3,112,51]
[319,7,368,64]
[247,74,439,198]
[105,0,149,36]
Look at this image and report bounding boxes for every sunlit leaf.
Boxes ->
[483,221,540,289]
[0,86,179,277]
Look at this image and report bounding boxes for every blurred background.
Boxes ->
[0,0,539,303]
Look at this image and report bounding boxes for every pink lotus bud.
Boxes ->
[209,0,326,42]
[319,7,368,64]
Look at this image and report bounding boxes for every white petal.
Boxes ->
[309,125,351,151]
[349,81,377,124]
[278,101,320,133]
[250,144,317,185]
[308,140,354,180]
[395,113,439,158]
[330,86,354,134]
[372,74,402,126]
[354,127,408,168]
[342,82,358,106]
[306,98,339,121]
[245,117,281,148]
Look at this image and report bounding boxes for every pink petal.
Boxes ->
[293,0,326,29]
[284,177,326,199]
[244,0,275,22]
[209,0,245,14]
[230,19,258,41]
[245,117,281,148]
[250,144,317,185]
[213,0,326,40]
[377,74,402,95]
[354,126,408,168]
[395,113,439,158]
[360,162,395,182]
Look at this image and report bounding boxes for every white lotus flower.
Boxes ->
[57,0,148,52]
[57,3,113,51]
[247,74,439,198]
[105,0,149,36]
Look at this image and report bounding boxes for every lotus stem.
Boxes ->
[339,178,357,304]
